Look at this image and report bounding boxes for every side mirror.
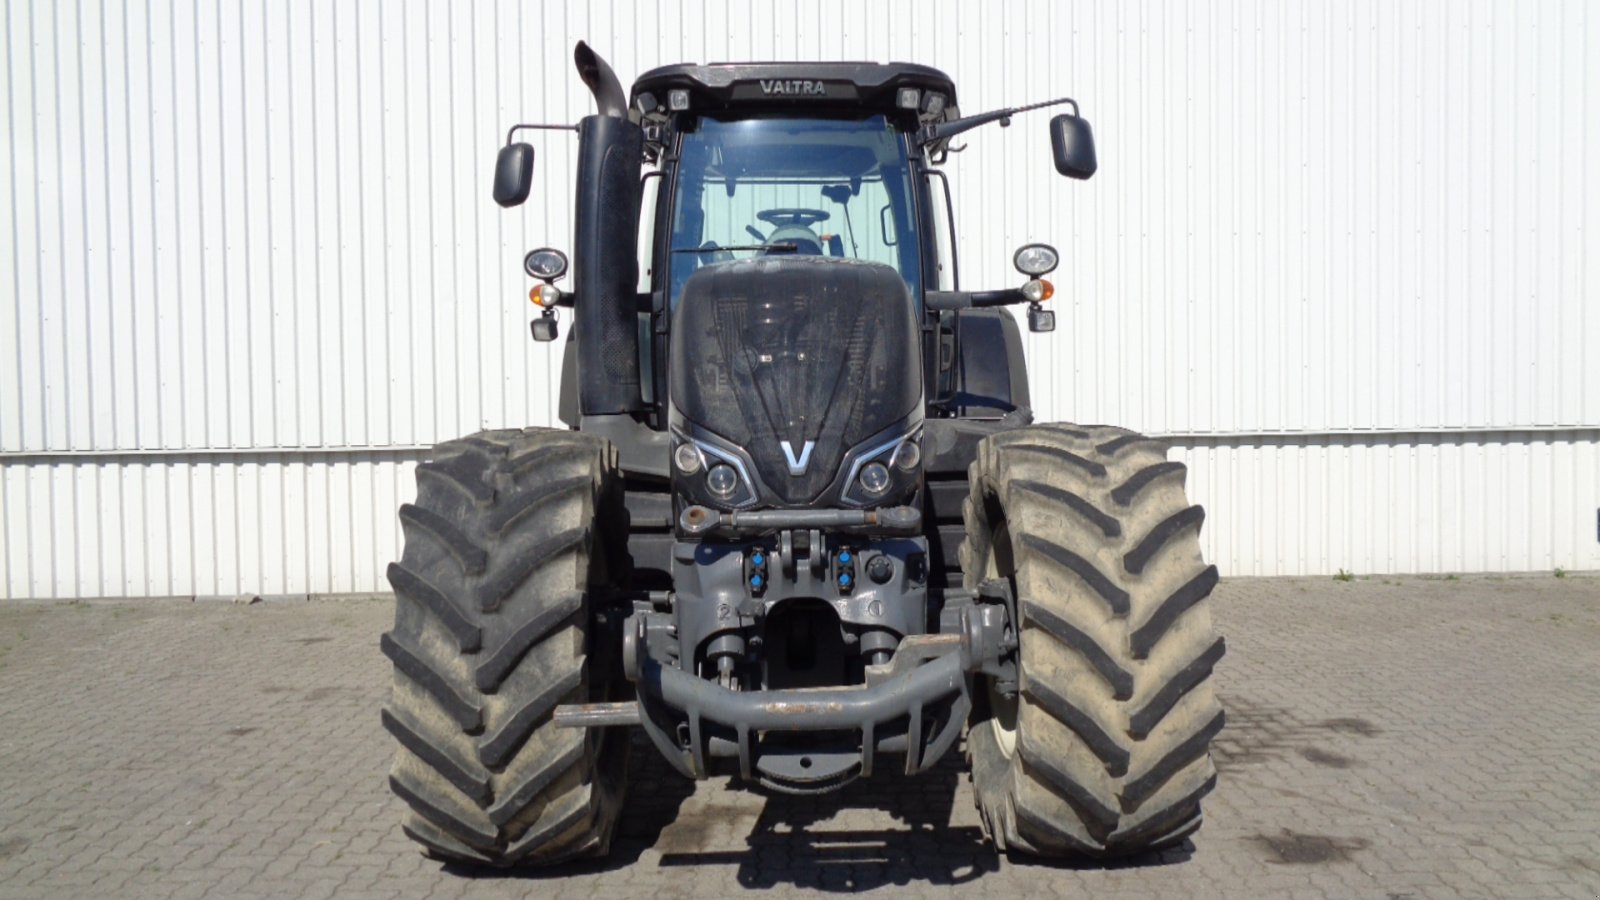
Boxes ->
[1049,114,1097,180]
[493,142,535,207]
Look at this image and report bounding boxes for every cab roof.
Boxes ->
[630,61,958,118]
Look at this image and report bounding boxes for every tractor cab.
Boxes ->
[494,50,1098,452]
[630,61,960,310]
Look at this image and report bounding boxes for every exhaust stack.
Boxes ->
[575,41,629,119]
[572,42,645,416]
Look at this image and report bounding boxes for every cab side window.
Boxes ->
[926,172,957,291]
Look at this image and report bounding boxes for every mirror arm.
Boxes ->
[917,96,1081,146]
[504,122,579,146]
[918,108,1013,145]
[925,289,1027,311]
[968,288,1027,308]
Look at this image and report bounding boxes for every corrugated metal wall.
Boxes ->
[3,0,1597,598]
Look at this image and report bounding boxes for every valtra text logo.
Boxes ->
[760,79,827,96]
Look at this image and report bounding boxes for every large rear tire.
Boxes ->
[381,428,628,866]
[961,424,1225,857]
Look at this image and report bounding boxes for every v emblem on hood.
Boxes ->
[780,440,815,475]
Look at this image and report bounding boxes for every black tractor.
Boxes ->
[381,42,1224,866]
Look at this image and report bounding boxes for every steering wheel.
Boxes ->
[757,208,831,228]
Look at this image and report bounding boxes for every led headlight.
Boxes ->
[859,461,892,496]
[673,443,704,475]
[840,427,923,507]
[706,464,740,498]
[891,440,921,472]
[1013,243,1060,277]
[523,247,569,281]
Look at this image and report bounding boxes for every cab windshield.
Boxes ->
[665,115,921,306]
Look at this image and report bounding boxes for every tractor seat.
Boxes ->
[766,224,825,256]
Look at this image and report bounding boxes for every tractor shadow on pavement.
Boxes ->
[447,734,1192,889]
[656,752,999,890]
[652,746,1195,891]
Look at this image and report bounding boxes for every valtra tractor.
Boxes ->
[380,42,1224,866]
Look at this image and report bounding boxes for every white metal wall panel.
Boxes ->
[3,0,1598,597]
[0,453,414,599]
[1175,437,1600,577]
[2,441,1595,597]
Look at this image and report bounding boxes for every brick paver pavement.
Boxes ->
[1,575,1597,898]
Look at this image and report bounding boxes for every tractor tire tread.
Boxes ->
[382,428,627,867]
[963,424,1224,858]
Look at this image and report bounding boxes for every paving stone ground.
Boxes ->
[1,574,1598,898]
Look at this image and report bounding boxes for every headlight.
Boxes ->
[523,247,569,281]
[859,461,892,496]
[672,433,759,509]
[840,428,922,507]
[1013,243,1059,277]
[891,440,921,472]
[706,464,740,499]
[673,443,704,475]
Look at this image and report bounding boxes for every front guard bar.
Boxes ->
[554,600,1015,789]
[635,634,970,785]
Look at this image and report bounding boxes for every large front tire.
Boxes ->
[381,429,628,866]
[962,424,1225,857]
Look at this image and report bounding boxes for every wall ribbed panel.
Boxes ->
[1,454,414,599]
[3,0,1597,596]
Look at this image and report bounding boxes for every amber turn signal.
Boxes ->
[1021,278,1055,303]
[529,284,562,308]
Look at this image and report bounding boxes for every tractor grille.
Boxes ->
[670,257,921,505]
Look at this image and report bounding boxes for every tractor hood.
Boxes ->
[669,257,923,508]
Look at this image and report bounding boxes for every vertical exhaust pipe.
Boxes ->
[572,42,645,416]
[575,41,629,119]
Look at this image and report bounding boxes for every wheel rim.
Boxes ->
[989,679,1019,758]
[982,511,1020,758]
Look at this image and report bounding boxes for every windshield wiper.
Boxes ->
[672,243,798,254]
